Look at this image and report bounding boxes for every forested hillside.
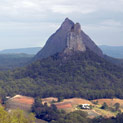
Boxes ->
[104,55,123,68]
[0,54,33,70]
[0,49,122,100]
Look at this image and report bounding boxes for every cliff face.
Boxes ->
[66,23,86,52]
[34,18,103,60]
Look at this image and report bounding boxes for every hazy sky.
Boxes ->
[0,0,123,50]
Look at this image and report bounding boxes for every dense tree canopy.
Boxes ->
[0,50,123,100]
[0,54,33,70]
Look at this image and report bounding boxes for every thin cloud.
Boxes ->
[0,0,123,49]
[0,0,123,20]
[101,20,122,27]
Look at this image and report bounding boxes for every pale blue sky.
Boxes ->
[0,0,123,50]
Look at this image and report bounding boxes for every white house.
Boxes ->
[80,104,90,109]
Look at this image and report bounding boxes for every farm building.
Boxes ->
[79,104,90,109]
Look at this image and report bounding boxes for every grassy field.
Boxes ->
[92,98,123,107]
[6,95,123,119]
[52,98,123,118]
[92,105,116,118]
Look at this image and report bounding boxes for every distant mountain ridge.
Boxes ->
[0,47,41,55]
[0,46,122,59]
[99,45,123,58]
[0,45,122,59]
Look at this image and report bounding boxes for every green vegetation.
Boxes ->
[32,98,123,123]
[32,98,90,123]
[0,105,35,123]
[0,54,33,70]
[101,102,108,109]
[92,113,123,123]
[91,102,122,118]
[0,50,123,101]
[100,102,121,113]
[51,111,89,123]
[32,98,66,122]
[114,103,120,111]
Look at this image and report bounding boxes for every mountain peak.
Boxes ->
[34,18,103,60]
[61,18,74,29]
[64,17,74,23]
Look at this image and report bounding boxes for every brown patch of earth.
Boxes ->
[11,95,34,105]
[93,98,123,107]
[63,98,93,106]
[42,97,58,104]
[55,102,72,109]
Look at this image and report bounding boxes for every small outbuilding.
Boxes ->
[79,104,90,109]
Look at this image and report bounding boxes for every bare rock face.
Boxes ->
[34,18,103,60]
[66,23,86,52]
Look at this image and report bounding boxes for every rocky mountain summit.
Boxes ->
[34,18,103,60]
